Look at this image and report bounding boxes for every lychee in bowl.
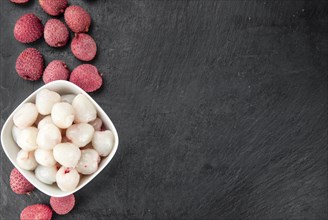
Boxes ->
[0,80,119,197]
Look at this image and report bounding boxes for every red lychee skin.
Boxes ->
[69,64,102,92]
[50,194,75,215]
[71,33,97,61]
[43,60,70,84]
[10,0,29,4]
[14,13,43,43]
[20,204,52,220]
[16,48,44,81]
[64,5,91,33]
[44,19,69,47]
[39,0,68,16]
[10,168,35,194]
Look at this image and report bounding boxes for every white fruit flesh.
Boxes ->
[13,103,38,128]
[37,123,62,150]
[72,94,97,123]
[66,123,94,147]
[37,115,54,130]
[16,150,38,170]
[12,125,21,143]
[34,148,56,167]
[56,167,80,192]
[51,102,75,129]
[76,149,100,175]
[92,130,114,157]
[16,127,38,151]
[35,165,57,184]
[35,89,61,115]
[53,143,81,167]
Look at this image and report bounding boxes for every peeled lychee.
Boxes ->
[66,123,95,147]
[64,5,91,33]
[51,102,75,129]
[53,143,81,167]
[76,149,100,175]
[71,33,97,61]
[50,194,75,215]
[16,48,44,81]
[11,0,29,4]
[36,89,61,115]
[16,127,38,151]
[14,13,43,43]
[10,168,34,194]
[39,0,68,16]
[44,19,69,47]
[72,94,97,123]
[43,60,70,84]
[69,64,102,92]
[16,150,38,171]
[20,204,52,220]
[92,130,115,157]
[13,102,38,128]
[56,167,80,192]
[35,165,57,184]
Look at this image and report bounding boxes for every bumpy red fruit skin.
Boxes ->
[39,0,68,16]
[64,5,91,33]
[16,48,44,81]
[71,33,97,61]
[14,13,44,43]
[20,204,52,220]
[10,168,35,194]
[69,64,102,92]
[44,19,69,47]
[43,60,70,84]
[10,0,29,4]
[50,194,75,215]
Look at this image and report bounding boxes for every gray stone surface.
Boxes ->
[0,0,327,219]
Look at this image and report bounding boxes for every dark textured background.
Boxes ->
[0,0,327,219]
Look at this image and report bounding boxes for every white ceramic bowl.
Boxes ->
[1,80,119,197]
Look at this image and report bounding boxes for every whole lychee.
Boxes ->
[39,0,68,16]
[44,19,69,47]
[50,194,75,215]
[64,5,91,33]
[16,48,44,81]
[20,204,52,220]
[69,64,102,92]
[43,60,70,84]
[10,0,29,4]
[71,33,97,61]
[14,13,43,43]
[10,168,35,194]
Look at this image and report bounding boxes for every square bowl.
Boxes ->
[1,80,119,197]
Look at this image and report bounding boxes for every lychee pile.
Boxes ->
[11,0,102,92]
[12,88,115,192]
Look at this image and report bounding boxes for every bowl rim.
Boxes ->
[0,80,119,197]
